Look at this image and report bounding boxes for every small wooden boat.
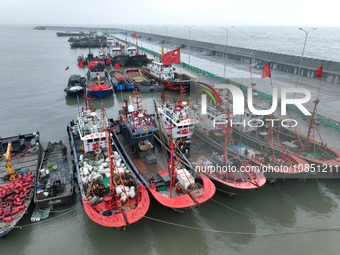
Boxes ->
[34,141,74,209]
[125,68,162,93]
[0,132,42,237]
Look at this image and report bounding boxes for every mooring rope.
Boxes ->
[143,215,340,236]
[15,203,82,229]
[210,198,320,230]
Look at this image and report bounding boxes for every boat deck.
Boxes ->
[0,133,42,235]
[0,136,41,186]
[35,142,74,208]
[116,133,168,184]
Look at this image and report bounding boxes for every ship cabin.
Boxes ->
[158,102,197,140]
[77,110,108,154]
[148,61,175,80]
[126,46,137,56]
[111,46,123,57]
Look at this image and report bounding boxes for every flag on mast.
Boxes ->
[162,48,181,65]
[316,64,323,79]
[115,63,120,69]
[77,58,84,68]
[65,66,69,71]
[262,63,271,78]
[132,33,137,38]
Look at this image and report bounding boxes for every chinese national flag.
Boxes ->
[115,63,120,69]
[262,63,271,78]
[249,64,251,72]
[132,33,137,38]
[162,48,181,65]
[77,58,84,68]
[106,58,112,65]
[65,66,69,71]
[316,64,323,79]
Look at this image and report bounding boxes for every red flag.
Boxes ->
[132,33,137,38]
[262,63,271,78]
[316,64,323,79]
[249,64,251,72]
[65,66,69,71]
[77,58,84,68]
[115,63,120,69]
[162,48,181,65]
[106,58,112,65]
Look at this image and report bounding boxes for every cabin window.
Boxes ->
[88,139,94,143]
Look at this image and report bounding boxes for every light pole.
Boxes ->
[149,25,153,52]
[221,26,235,78]
[295,27,317,88]
[185,25,195,65]
[163,25,170,37]
[163,25,170,52]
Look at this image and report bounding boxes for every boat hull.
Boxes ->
[136,84,163,93]
[82,186,150,228]
[113,55,129,66]
[128,55,148,66]
[87,88,112,98]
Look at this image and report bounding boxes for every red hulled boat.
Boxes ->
[114,91,215,212]
[68,96,149,228]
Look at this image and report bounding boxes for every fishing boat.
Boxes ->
[191,111,267,196]
[109,70,135,91]
[110,45,129,66]
[0,132,42,237]
[125,68,162,93]
[86,60,113,98]
[260,100,340,177]
[125,46,148,66]
[64,75,86,95]
[192,103,309,179]
[114,91,215,212]
[34,141,74,209]
[67,96,149,228]
[146,55,194,91]
[155,87,197,158]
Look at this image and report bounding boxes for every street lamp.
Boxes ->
[163,25,170,52]
[295,27,317,88]
[163,25,170,37]
[221,26,235,78]
[149,24,153,52]
[185,25,195,65]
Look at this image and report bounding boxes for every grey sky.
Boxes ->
[1,0,339,27]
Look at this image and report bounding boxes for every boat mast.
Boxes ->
[303,99,319,152]
[168,125,176,198]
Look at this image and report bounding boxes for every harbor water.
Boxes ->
[1,25,340,255]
